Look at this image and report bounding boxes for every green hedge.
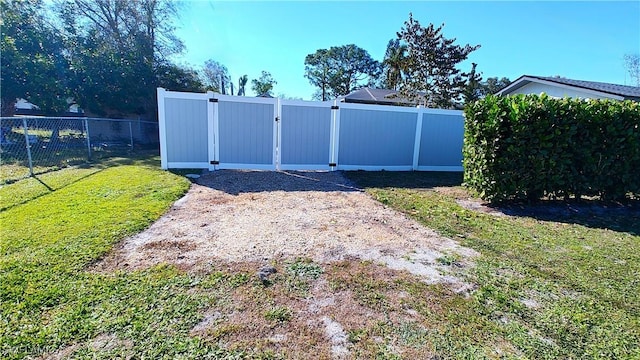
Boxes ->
[463,94,640,201]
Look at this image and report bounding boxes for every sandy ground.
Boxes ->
[95,170,478,291]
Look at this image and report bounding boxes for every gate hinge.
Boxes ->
[331,105,339,110]
[329,162,337,167]
[275,116,280,122]
[210,160,219,165]
[209,98,218,102]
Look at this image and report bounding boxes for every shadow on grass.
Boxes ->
[1,152,161,212]
[344,171,463,190]
[492,200,640,236]
[344,171,640,236]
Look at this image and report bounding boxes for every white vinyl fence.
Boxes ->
[157,88,464,172]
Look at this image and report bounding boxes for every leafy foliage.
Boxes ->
[2,0,200,118]
[462,62,482,104]
[202,59,230,94]
[58,0,187,118]
[237,75,248,96]
[463,94,640,201]
[479,77,511,96]
[1,0,71,115]
[382,39,408,91]
[624,53,640,87]
[397,13,480,108]
[304,44,381,101]
[251,71,277,96]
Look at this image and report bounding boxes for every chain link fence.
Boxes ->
[0,117,159,184]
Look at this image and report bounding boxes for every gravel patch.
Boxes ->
[322,316,349,359]
[96,170,478,289]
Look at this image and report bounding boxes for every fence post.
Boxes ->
[157,87,168,169]
[84,118,91,161]
[206,90,217,171]
[275,98,281,171]
[129,120,134,150]
[22,118,34,177]
[412,107,424,171]
[329,100,341,171]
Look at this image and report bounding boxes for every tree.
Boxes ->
[1,0,70,116]
[624,53,640,86]
[304,44,381,101]
[479,77,511,96]
[202,59,230,94]
[58,0,184,117]
[304,49,332,101]
[397,13,480,108]
[251,71,277,96]
[238,75,248,96]
[382,39,408,90]
[462,62,483,104]
[155,62,204,93]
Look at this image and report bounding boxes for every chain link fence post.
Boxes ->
[84,118,91,161]
[22,118,34,177]
[129,120,134,150]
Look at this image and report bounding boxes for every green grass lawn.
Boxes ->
[1,166,639,359]
[346,171,640,358]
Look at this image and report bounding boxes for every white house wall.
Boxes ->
[509,82,612,100]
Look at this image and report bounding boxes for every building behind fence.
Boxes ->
[158,88,465,172]
[0,117,159,183]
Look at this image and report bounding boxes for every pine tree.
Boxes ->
[397,13,480,108]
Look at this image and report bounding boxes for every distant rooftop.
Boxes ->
[499,75,640,100]
[340,88,417,106]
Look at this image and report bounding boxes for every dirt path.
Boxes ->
[96,170,477,291]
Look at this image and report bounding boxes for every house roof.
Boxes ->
[340,88,417,106]
[497,75,640,100]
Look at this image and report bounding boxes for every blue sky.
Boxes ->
[172,1,640,99]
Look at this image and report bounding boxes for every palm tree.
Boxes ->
[238,75,248,96]
[383,39,408,90]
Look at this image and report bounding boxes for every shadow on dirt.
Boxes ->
[196,170,363,195]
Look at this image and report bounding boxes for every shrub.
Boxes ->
[463,94,640,201]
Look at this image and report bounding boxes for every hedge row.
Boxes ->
[463,94,640,201]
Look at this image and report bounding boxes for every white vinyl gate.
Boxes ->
[157,88,464,172]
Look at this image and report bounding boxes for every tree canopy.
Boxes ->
[479,77,512,96]
[624,53,640,87]
[1,0,70,116]
[203,59,231,94]
[304,44,381,101]
[382,39,408,91]
[397,13,480,108]
[251,71,277,96]
[1,0,203,118]
[237,75,248,96]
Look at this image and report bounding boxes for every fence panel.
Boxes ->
[163,98,209,167]
[279,101,332,170]
[417,111,465,171]
[0,116,159,184]
[156,88,465,173]
[337,105,418,170]
[217,97,276,170]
